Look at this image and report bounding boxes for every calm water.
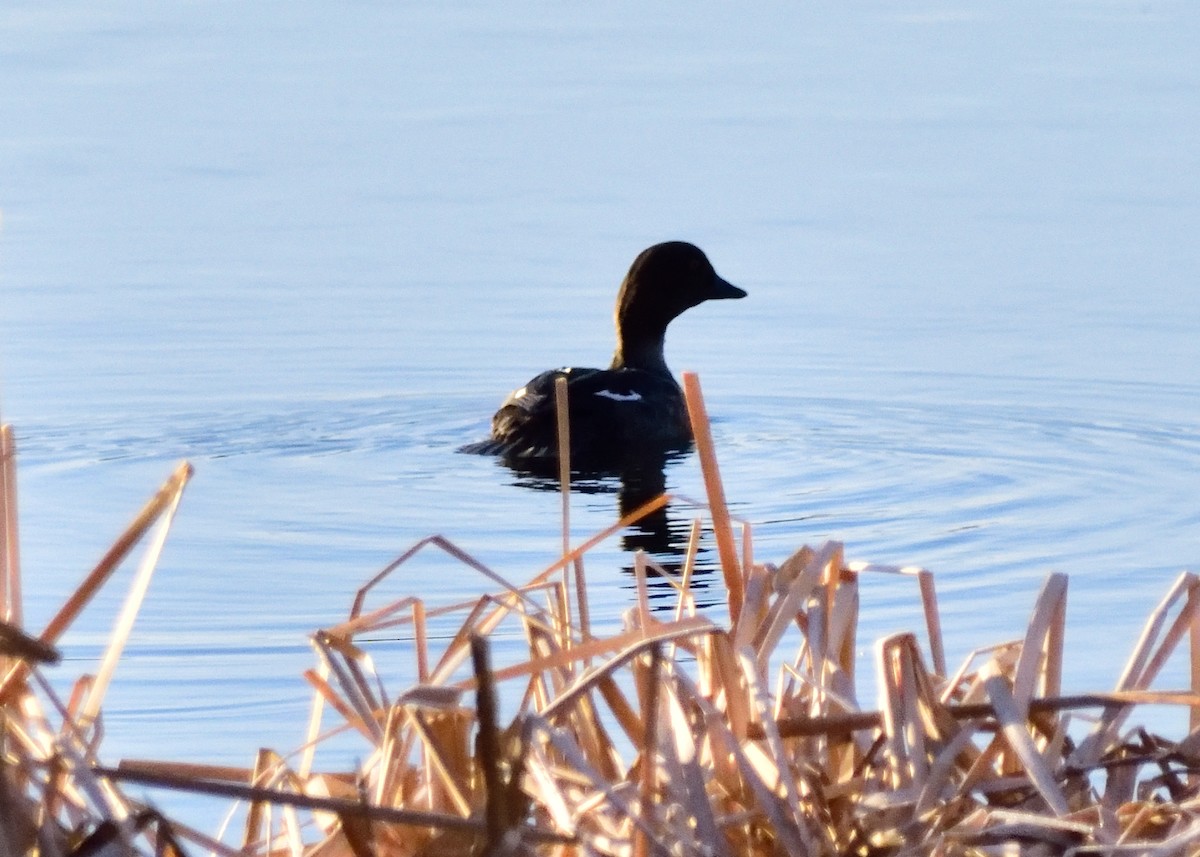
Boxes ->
[2,1,1199,832]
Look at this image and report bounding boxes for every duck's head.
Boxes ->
[612,241,746,370]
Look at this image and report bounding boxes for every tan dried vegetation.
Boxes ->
[2,375,1200,857]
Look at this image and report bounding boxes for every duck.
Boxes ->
[472,241,746,469]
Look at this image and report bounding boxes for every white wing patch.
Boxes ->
[594,389,642,402]
[512,386,528,399]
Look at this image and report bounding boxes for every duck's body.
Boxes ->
[490,365,691,462]
[480,241,745,468]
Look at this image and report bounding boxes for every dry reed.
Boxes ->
[2,375,1200,856]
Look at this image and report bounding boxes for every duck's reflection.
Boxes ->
[496,449,721,609]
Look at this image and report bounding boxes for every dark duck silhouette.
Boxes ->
[471,241,746,470]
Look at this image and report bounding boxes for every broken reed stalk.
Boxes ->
[1190,585,1200,737]
[80,466,190,726]
[634,643,664,857]
[555,374,571,558]
[917,568,946,676]
[471,634,509,848]
[93,766,571,845]
[0,460,193,704]
[556,373,591,642]
[746,691,1200,740]
[681,371,744,623]
[1,424,21,628]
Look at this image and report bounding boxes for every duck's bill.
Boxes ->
[711,274,747,300]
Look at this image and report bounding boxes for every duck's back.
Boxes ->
[490,366,691,464]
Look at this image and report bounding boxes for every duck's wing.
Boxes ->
[488,367,604,457]
[564,369,690,452]
[487,367,690,465]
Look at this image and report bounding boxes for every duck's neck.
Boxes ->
[610,324,670,373]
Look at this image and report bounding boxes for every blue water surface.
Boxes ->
[2,0,1198,832]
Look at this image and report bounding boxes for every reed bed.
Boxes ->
[3,374,1200,856]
